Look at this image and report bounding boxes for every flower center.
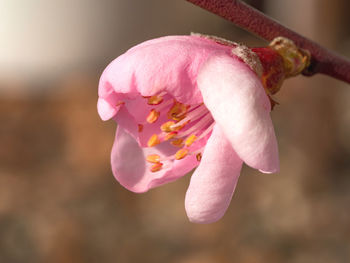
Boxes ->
[141,93,215,173]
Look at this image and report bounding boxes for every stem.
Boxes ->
[185,0,350,84]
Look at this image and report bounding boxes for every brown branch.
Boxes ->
[186,0,350,84]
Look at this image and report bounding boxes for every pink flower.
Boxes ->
[98,35,279,223]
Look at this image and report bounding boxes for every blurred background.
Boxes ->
[1,0,350,262]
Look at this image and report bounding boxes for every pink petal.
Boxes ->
[97,98,118,121]
[185,125,243,223]
[98,35,236,121]
[111,126,198,193]
[197,54,279,173]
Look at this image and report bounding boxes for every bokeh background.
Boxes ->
[1,0,350,262]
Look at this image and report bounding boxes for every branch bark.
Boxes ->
[186,0,350,84]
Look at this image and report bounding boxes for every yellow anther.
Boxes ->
[147,95,163,105]
[161,120,188,133]
[170,139,184,147]
[185,134,197,147]
[175,148,189,160]
[147,134,160,147]
[164,131,177,141]
[196,153,202,162]
[146,154,161,163]
[161,121,176,132]
[150,162,163,172]
[146,109,160,123]
[138,124,144,132]
[167,101,189,121]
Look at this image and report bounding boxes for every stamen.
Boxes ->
[146,109,160,123]
[186,102,204,112]
[185,134,197,147]
[147,134,160,147]
[150,162,163,172]
[155,98,173,112]
[175,148,189,160]
[196,122,215,141]
[161,120,187,132]
[164,131,177,141]
[178,113,213,138]
[141,97,214,165]
[160,121,176,132]
[116,101,125,107]
[167,101,189,121]
[146,154,161,163]
[170,139,184,147]
[148,95,163,105]
[171,104,207,129]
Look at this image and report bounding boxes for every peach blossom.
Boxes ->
[98,35,279,223]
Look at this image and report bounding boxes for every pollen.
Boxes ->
[150,162,163,172]
[164,131,177,141]
[170,138,184,147]
[138,124,144,132]
[185,134,197,147]
[196,153,202,162]
[146,109,160,123]
[147,134,160,147]
[147,95,163,105]
[175,148,189,160]
[160,121,176,132]
[167,101,188,121]
[146,154,161,163]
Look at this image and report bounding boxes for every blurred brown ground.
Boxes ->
[1,1,350,263]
